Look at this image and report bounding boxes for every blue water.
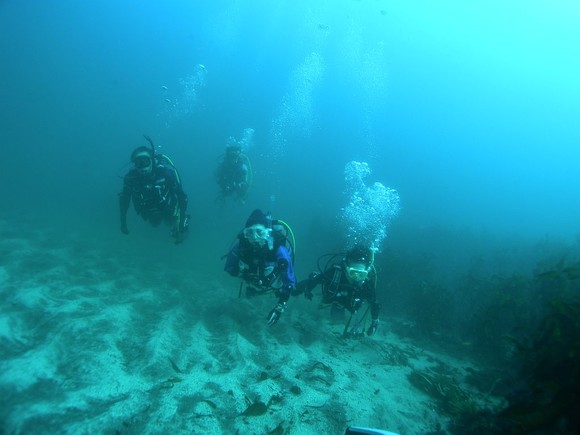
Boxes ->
[1,1,580,433]
[2,0,579,241]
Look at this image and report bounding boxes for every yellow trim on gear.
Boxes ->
[159,154,182,185]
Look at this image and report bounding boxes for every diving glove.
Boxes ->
[266,302,286,326]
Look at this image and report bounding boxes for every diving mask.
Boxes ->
[243,225,271,245]
[346,263,369,282]
[133,153,153,174]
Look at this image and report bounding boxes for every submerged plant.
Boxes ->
[408,365,502,433]
[498,296,580,433]
[408,369,477,417]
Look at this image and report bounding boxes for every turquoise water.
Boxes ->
[2,0,580,240]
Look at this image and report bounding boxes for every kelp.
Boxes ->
[408,366,501,433]
[408,369,477,417]
[498,295,580,433]
[363,340,412,366]
[536,260,580,282]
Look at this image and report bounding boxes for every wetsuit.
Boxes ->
[119,161,188,235]
[216,155,249,199]
[297,264,380,321]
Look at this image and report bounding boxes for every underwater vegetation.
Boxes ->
[408,368,475,416]
[380,227,580,434]
[496,264,580,434]
[404,261,580,434]
[407,364,502,434]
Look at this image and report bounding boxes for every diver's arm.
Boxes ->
[276,246,295,286]
[275,246,295,302]
[266,246,294,326]
[294,267,326,297]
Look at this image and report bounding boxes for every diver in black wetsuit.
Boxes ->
[119,136,190,244]
[215,143,251,203]
[295,245,380,337]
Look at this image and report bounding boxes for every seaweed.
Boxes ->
[498,295,580,433]
[536,260,580,282]
[408,369,477,417]
[407,365,502,433]
[363,340,412,366]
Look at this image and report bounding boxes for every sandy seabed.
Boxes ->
[0,220,500,434]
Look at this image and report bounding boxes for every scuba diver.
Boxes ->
[119,135,190,244]
[224,209,296,326]
[295,245,380,337]
[215,141,252,203]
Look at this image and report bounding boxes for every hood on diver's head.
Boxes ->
[245,209,271,228]
[345,244,373,267]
